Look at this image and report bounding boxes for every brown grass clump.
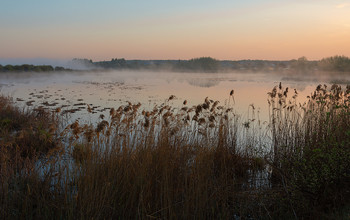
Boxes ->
[0,94,66,219]
[0,95,61,158]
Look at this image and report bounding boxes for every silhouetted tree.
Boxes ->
[173,57,219,72]
[54,66,65,71]
[318,55,350,72]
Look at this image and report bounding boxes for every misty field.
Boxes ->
[1,73,349,219]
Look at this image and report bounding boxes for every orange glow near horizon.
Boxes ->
[1,1,349,61]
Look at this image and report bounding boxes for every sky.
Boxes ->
[0,0,350,62]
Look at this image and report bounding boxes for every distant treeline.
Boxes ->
[0,64,71,73]
[69,57,222,73]
[2,56,350,73]
[71,55,350,73]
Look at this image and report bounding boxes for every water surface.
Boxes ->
[1,70,347,124]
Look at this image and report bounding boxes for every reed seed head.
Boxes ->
[110,108,115,116]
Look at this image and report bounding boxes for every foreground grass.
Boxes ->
[1,84,350,219]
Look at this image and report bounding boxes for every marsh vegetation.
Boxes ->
[1,82,349,219]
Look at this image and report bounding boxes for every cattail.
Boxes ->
[106,128,111,137]
[268,87,277,98]
[316,84,322,91]
[87,104,92,113]
[211,101,219,112]
[152,107,158,114]
[163,117,169,127]
[346,85,350,94]
[55,107,61,113]
[187,107,194,113]
[250,104,255,110]
[198,118,206,125]
[209,115,215,122]
[132,103,141,112]
[70,120,81,138]
[110,108,115,116]
[183,100,187,105]
[163,111,172,118]
[96,120,109,133]
[202,103,209,110]
[144,118,150,127]
[84,128,94,142]
[230,90,234,96]
[195,104,202,114]
[70,120,79,130]
[124,106,131,112]
[181,107,188,111]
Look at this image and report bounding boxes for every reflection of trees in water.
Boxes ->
[292,84,307,92]
[282,72,350,92]
[186,78,220,88]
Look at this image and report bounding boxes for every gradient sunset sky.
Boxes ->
[1,0,349,61]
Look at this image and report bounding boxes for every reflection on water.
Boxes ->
[186,78,220,88]
[0,71,348,124]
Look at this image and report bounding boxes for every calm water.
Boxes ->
[0,70,347,124]
[3,70,349,182]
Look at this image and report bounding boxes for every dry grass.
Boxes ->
[0,95,66,219]
[1,84,349,219]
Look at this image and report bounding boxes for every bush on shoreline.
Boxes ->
[0,64,70,73]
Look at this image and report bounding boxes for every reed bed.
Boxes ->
[267,83,350,217]
[1,84,349,219]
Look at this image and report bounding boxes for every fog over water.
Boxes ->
[1,70,349,124]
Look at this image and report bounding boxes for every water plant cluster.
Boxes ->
[0,84,349,219]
